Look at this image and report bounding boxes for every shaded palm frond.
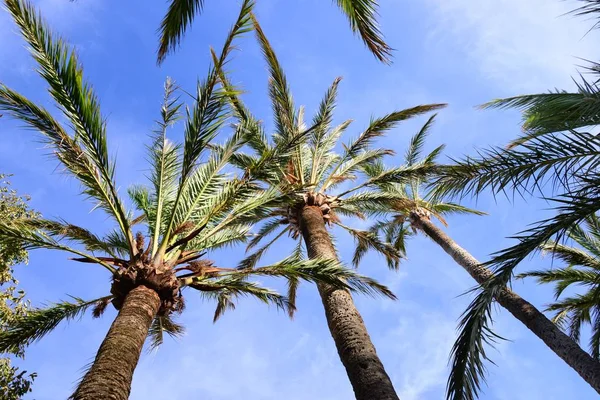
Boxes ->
[148,314,185,350]
[157,0,205,64]
[447,185,600,400]
[336,222,402,269]
[189,276,290,313]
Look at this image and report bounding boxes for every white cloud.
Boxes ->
[425,0,599,92]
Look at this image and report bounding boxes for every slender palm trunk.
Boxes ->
[71,285,161,400]
[299,205,400,400]
[410,212,600,394]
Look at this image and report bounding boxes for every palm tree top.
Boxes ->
[216,15,445,295]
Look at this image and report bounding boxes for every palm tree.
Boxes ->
[371,117,600,399]
[217,15,445,400]
[0,1,392,398]
[518,214,600,360]
[157,0,392,64]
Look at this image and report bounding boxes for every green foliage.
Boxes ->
[156,0,391,64]
[0,175,38,399]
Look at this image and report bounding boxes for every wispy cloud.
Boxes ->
[425,0,598,93]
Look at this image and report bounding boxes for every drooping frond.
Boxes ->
[188,276,290,314]
[334,0,392,63]
[519,267,599,299]
[4,0,134,256]
[157,0,205,64]
[148,314,185,350]
[0,296,112,353]
[0,219,116,272]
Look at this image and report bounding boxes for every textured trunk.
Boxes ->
[410,212,600,395]
[71,285,160,400]
[299,205,400,400]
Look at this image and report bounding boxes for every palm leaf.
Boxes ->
[148,314,185,350]
[0,296,112,353]
[334,0,392,63]
[4,0,133,256]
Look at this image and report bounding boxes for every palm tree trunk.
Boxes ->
[71,285,161,400]
[409,211,600,394]
[299,205,400,400]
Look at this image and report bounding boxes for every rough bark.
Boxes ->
[71,285,161,400]
[299,205,400,400]
[410,212,600,395]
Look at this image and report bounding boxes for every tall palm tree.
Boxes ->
[217,15,445,399]
[157,0,392,64]
[371,117,600,399]
[0,1,391,398]
[518,214,600,360]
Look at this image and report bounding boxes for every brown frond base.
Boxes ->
[110,264,181,315]
[284,191,339,239]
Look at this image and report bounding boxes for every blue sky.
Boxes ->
[1,0,599,399]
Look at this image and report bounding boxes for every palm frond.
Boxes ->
[4,0,133,255]
[334,0,392,63]
[188,276,290,313]
[447,186,600,400]
[159,2,254,254]
[323,104,445,190]
[0,296,112,353]
[335,222,402,269]
[481,81,600,146]
[247,255,396,299]
[405,113,436,166]
[0,219,116,272]
[157,0,204,64]
[148,77,182,256]
[572,1,600,31]
[252,14,297,142]
[148,313,185,350]
[431,131,600,200]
